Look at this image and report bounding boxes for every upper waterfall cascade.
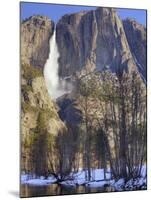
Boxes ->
[44,30,72,99]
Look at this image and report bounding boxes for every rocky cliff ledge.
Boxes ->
[21,15,54,68]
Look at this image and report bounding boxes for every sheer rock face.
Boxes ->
[21,15,54,68]
[123,18,147,80]
[56,8,140,78]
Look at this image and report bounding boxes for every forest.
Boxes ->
[21,68,147,191]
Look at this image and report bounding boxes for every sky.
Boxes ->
[20,2,146,26]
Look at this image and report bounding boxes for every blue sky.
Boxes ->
[20,2,146,26]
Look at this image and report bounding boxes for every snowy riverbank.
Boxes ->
[21,167,147,191]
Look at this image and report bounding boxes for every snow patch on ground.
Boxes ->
[113,178,125,191]
[86,180,115,188]
[21,174,57,186]
[21,166,147,190]
[59,168,111,186]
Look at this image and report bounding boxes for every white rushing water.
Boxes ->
[44,30,72,99]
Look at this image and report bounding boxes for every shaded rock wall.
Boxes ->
[123,18,147,79]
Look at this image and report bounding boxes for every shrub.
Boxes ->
[22,63,43,80]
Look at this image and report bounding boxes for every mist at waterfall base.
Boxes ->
[44,30,72,99]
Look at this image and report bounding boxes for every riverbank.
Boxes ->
[21,167,147,191]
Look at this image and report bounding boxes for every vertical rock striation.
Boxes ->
[56,7,146,82]
[123,18,147,80]
[56,8,146,83]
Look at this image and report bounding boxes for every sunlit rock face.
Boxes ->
[56,8,146,82]
[21,63,66,172]
[21,15,54,68]
[21,15,66,172]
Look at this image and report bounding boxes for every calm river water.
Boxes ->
[21,183,115,197]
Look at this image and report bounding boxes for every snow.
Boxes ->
[21,166,147,190]
[59,168,111,186]
[113,178,125,191]
[86,181,106,188]
[21,174,57,186]
[141,165,147,177]
[21,169,111,187]
[86,180,115,188]
[111,165,147,191]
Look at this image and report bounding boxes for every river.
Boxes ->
[21,183,115,197]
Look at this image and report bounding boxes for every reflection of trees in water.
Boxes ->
[20,183,116,197]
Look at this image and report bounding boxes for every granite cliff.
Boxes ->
[54,7,146,132]
[21,15,54,68]
[21,8,147,82]
[56,8,146,81]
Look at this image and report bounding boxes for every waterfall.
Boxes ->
[44,30,72,99]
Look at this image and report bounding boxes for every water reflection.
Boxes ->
[21,183,115,198]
